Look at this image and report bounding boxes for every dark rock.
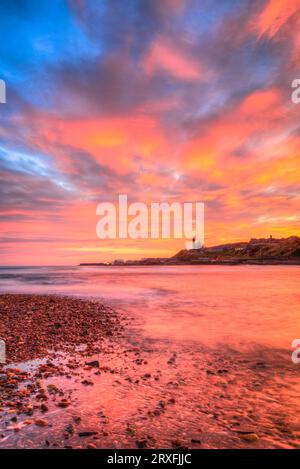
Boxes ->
[81,380,94,386]
[65,424,74,435]
[85,360,99,368]
[78,431,98,437]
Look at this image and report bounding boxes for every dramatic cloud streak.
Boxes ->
[0,0,299,265]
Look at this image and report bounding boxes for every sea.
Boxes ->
[0,264,299,349]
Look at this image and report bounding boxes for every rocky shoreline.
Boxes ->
[0,294,126,448]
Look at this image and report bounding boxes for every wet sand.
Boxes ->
[1,293,300,449]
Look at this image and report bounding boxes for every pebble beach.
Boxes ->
[1,289,300,449]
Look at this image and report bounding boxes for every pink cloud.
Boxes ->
[142,36,203,81]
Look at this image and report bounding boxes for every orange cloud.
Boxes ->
[178,86,292,191]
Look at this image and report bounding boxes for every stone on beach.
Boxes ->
[85,360,100,368]
[34,419,48,427]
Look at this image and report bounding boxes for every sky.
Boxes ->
[0,0,300,265]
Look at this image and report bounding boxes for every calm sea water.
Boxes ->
[0,265,299,349]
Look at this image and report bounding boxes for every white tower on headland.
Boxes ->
[192,236,201,250]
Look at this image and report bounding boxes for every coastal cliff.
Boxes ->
[172,236,300,264]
